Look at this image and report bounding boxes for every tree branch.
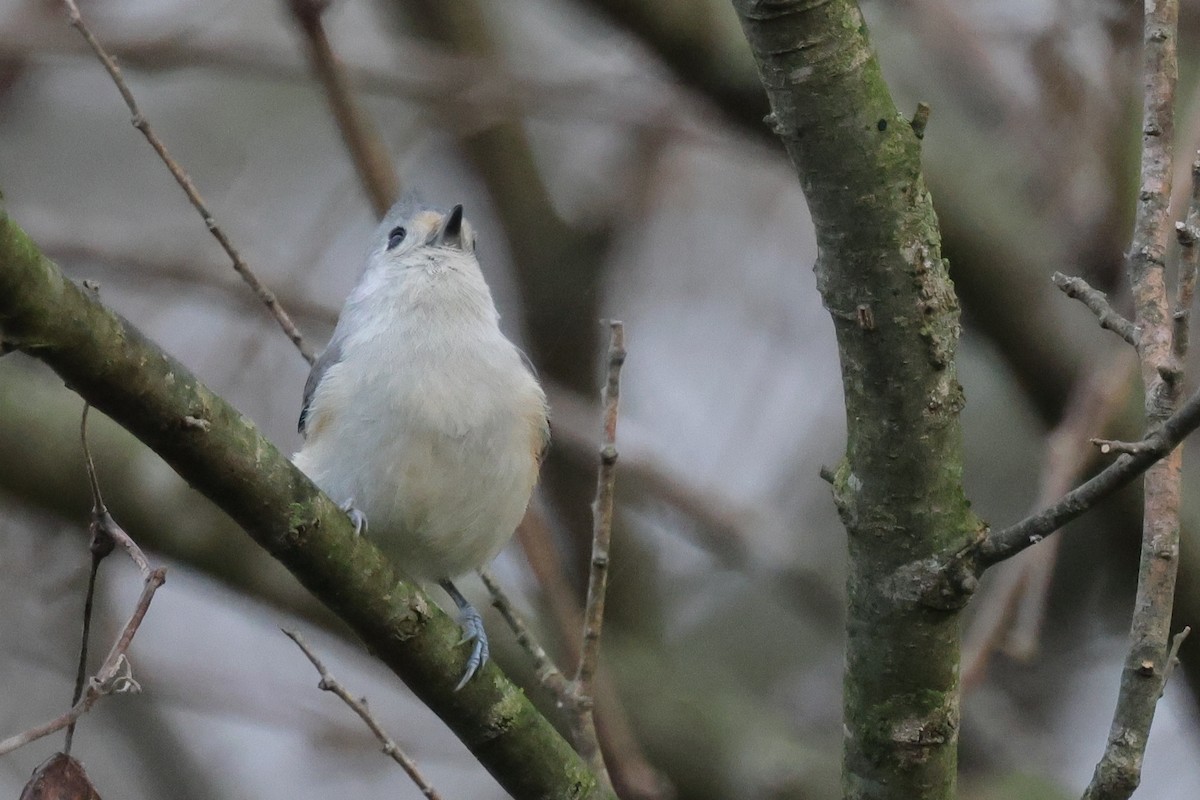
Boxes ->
[0,493,165,761]
[1052,272,1140,347]
[59,0,314,364]
[731,2,976,798]
[284,630,442,800]
[285,0,400,216]
[0,206,611,800]
[976,375,1200,566]
[962,356,1133,690]
[1173,155,1200,360]
[569,321,624,788]
[1082,0,1184,795]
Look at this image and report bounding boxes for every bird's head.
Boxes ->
[373,196,477,264]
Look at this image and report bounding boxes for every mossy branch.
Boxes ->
[0,203,610,800]
[731,2,977,798]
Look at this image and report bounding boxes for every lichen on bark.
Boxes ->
[731,1,980,798]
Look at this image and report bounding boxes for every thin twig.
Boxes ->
[1160,626,1191,693]
[66,404,113,754]
[481,561,669,796]
[569,321,625,787]
[962,357,1132,690]
[1173,155,1200,360]
[1090,437,1155,455]
[1052,272,1140,347]
[0,567,165,757]
[978,362,1200,566]
[6,404,168,758]
[59,0,314,364]
[510,511,673,800]
[483,334,635,791]
[81,408,154,579]
[477,568,573,704]
[283,630,443,800]
[286,0,400,216]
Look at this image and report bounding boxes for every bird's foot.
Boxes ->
[340,498,367,535]
[439,580,489,690]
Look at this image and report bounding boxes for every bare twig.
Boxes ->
[978,366,1200,566]
[1091,437,1154,455]
[567,321,625,788]
[509,510,673,800]
[483,324,630,793]
[285,0,400,216]
[1082,0,1184,796]
[0,565,165,757]
[477,567,573,704]
[1160,626,1191,692]
[1052,272,1140,347]
[486,330,634,790]
[481,555,670,797]
[67,404,113,754]
[963,357,1132,690]
[1173,156,1200,359]
[80,406,154,580]
[283,630,443,800]
[0,402,167,758]
[59,0,314,364]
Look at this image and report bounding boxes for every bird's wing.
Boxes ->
[512,346,551,463]
[298,335,346,437]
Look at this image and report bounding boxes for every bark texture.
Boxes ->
[1084,1,1184,796]
[730,2,979,798]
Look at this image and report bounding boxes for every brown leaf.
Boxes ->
[19,753,101,800]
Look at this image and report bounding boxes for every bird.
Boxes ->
[293,197,549,689]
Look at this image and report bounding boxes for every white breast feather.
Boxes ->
[293,250,546,582]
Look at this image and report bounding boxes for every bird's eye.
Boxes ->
[387,226,407,250]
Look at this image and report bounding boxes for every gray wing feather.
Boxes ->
[298,335,346,436]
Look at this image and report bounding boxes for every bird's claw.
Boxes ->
[453,605,489,691]
[439,579,489,690]
[340,499,367,535]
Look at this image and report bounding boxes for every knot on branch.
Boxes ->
[1175,220,1199,246]
[826,460,856,526]
[890,703,959,767]
[883,554,978,612]
[909,101,932,140]
[95,654,141,695]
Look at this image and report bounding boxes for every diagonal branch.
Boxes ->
[977,373,1200,567]
[284,630,442,800]
[285,0,400,216]
[0,206,612,799]
[1052,272,1140,347]
[59,0,314,363]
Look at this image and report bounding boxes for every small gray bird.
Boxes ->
[294,198,549,688]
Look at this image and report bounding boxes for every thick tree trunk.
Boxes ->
[730,2,980,798]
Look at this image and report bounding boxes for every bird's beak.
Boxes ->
[434,204,465,249]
